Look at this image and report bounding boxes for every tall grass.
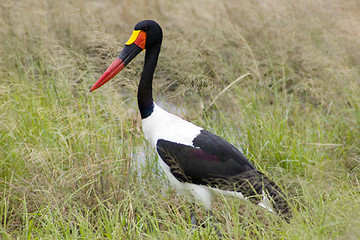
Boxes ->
[1,0,360,239]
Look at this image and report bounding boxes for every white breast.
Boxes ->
[141,103,202,147]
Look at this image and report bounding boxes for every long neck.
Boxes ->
[138,43,161,119]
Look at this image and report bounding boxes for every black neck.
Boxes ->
[138,43,161,119]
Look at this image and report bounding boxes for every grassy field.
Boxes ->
[1,0,360,239]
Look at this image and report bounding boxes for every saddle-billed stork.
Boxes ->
[90,20,291,224]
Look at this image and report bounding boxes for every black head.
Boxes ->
[134,20,163,49]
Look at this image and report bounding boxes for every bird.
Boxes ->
[90,20,291,226]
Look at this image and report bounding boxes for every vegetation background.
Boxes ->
[1,0,359,239]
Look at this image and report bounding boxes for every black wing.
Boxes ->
[156,130,260,196]
[156,130,290,216]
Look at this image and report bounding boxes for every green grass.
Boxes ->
[1,0,360,239]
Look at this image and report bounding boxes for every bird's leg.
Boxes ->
[207,209,222,238]
[190,205,197,229]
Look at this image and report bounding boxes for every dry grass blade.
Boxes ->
[206,73,252,112]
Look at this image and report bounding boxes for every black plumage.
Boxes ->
[157,130,291,217]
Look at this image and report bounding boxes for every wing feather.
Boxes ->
[156,130,261,197]
[156,130,290,217]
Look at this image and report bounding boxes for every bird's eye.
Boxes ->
[143,27,149,31]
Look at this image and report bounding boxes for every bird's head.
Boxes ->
[90,20,162,92]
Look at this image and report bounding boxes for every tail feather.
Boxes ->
[257,171,291,220]
[211,170,291,220]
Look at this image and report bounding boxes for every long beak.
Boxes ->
[90,30,146,92]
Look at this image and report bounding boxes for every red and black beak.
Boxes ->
[90,30,146,92]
